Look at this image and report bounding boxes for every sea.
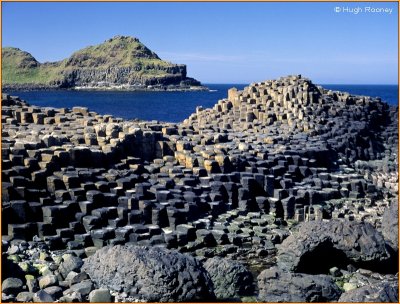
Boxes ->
[5,84,398,123]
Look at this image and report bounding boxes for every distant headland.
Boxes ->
[2,35,207,92]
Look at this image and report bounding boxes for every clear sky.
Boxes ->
[2,2,398,84]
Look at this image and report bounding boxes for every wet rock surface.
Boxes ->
[1,75,398,302]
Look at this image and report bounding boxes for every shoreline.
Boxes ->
[2,84,210,93]
[73,85,210,92]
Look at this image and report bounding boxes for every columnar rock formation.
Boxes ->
[1,75,398,302]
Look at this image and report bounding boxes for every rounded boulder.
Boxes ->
[82,245,215,302]
[203,257,254,299]
[277,220,391,274]
[257,266,341,302]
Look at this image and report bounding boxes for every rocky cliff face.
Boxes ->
[2,36,203,90]
[62,65,199,87]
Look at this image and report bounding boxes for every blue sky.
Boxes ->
[2,2,398,84]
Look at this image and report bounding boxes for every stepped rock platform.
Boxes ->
[1,75,398,302]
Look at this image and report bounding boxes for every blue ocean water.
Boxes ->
[5,84,398,123]
[321,84,398,107]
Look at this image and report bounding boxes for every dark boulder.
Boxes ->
[16,291,34,302]
[59,254,84,279]
[382,200,398,251]
[82,245,214,302]
[70,280,93,297]
[277,220,391,274]
[203,257,254,299]
[257,266,341,302]
[33,290,55,302]
[2,277,24,295]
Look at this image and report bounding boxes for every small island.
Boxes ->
[2,35,207,92]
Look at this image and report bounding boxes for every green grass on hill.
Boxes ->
[2,65,63,85]
[2,36,185,86]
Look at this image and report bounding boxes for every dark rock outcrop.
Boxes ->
[59,254,84,279]
[257,267,342,302]
[2,277,24,295]
[203,257,254,299]
[1,74,398,302]
[382,200,399,251]
[82,245,215,302]
[277,220,392,274]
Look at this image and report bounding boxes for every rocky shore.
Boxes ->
[73,84,209,92]
[1,75,398,302]
[3,83,209,93]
